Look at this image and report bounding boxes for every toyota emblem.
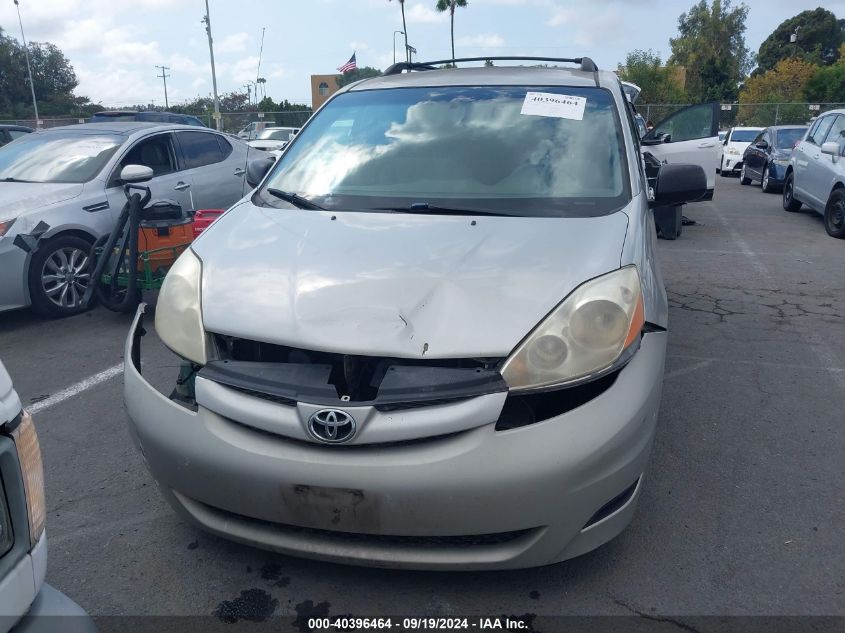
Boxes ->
[308,409,357,444]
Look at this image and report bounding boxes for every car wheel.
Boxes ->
[761,164,775,193]
[824,189,845,239]
[740,164,751,185]
[28,234,94,318]
[783,173,802,212]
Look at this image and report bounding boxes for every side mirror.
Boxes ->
[821,141,839,159]
[755,140,769,149]
[246,156,274,188]
[651,163,707,208]
[120,164,154,183]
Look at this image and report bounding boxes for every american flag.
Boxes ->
[338,53,357,74]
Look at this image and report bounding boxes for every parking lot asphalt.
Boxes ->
[0,175,843,618]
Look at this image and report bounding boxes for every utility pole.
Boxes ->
[255,27,265,103]
[243,84,252,106]
[203,0,221,130]
[13,0,39,127]
[156,65,170,109]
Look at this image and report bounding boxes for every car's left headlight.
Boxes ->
[155,248,207,365]
[773,158,790,166]
[501,266,645,392]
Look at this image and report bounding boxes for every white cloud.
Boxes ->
[191,77,207,90]
[217,32,250,54]
[456,33,506,48]
[406,3,448,24]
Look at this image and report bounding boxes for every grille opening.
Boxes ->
[583,478,640,529]
[214,334,501,403]
[495,370,619,431]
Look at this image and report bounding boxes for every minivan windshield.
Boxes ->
[0,132,122,183]
[260,86,630,217]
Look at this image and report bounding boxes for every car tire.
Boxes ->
[28,234,95,318]
[740,164,751,185]
[761,165,775,193]
[824,189,845,239]
[783,173,802,212]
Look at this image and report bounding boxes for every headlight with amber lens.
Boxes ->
[501,266,645,392]
[12,411,45,547]
[155,248,208,365]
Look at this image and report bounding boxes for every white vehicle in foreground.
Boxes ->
[247,127,300,152]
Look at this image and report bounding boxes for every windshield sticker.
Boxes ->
[520,93,587,120]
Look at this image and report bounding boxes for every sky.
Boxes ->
[1,0,844,109]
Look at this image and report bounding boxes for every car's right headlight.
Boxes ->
[501,266,645,392]
[727,147,740,155]
[155,248,207,365]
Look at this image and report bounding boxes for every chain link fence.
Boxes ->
[640,102,845,129]
[0,111,313,134]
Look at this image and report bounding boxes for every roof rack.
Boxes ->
[382,56,599,76]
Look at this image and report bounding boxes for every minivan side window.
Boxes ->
[178,131,227,169]
[807,116,835,146]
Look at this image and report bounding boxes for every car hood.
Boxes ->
[195,203,630,359]
[0,182,84,220]
[248,140,285,150]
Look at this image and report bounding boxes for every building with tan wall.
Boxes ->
[311,74,341,109]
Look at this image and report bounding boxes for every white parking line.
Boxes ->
[28,363,124,415]
[664,359,713,380]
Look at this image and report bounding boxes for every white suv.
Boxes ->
[783,109,845,238]
[718,126,763,175]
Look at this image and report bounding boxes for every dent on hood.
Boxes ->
[197,205,631,359]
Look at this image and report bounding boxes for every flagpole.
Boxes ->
[13,0,39,127]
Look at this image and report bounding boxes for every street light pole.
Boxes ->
[13,0,39,127]
[203,0,222,130]
[393,30,404,64]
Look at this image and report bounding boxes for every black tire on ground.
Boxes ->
[824,189,845,239]
[783,173,802,212]
[761,164,776,193]
[740,164,751,185]
[28,234,95,318]
[719,164,732,177]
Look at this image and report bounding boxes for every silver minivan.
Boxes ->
[125,58,713,569]
[783,109,845,238]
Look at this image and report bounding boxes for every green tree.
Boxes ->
[739,57,818,125]
[336,66,382,88]
[617,49,687,103]
[669,0,753,102]
[805,44,845,102]
[757,9,844,74]
[435,0,468,61]
[389,0,409,63]
[0,26,89,118]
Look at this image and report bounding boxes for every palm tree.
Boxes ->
[435,0,468,61]
[389,0,409,62]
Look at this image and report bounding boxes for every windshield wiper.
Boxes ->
[378,202,513,217]
[2,177,38,183]
[266,188,325,210]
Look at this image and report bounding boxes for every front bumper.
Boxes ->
[0,237,29,312]
[124,306,667,570]
[722,156,742,172]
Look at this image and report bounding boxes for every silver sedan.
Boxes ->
[0,122,251,317]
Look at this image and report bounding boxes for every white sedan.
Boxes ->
[247,127,299,152]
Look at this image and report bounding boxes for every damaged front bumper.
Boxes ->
[124,305,668,570]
